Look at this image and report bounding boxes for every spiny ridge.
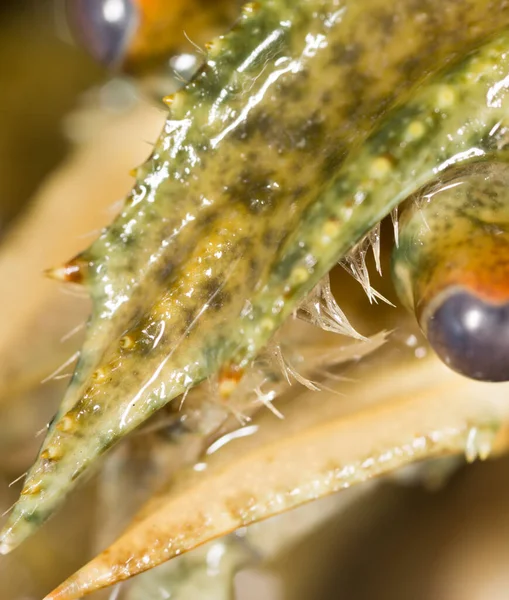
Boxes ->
[7,0,509,570]
[0,0,311,554]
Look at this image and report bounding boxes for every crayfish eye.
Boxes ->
[66,0,138,68]
[426,290,509,382]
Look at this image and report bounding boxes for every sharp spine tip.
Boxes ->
[45,258,87,285]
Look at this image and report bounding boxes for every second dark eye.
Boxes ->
[66,0,138,68]
[426,291,509,382]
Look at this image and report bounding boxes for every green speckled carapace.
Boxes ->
[4,0,509,553]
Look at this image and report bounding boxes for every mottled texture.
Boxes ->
[4,0,509,557]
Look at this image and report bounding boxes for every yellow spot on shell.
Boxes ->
[369,156,393,179]
[436,85,456,109]
[22,479,43,495]
[41,446,62,461]
[92,368,108,383]
[406,121,426,140]
[320,219,341,245]
[162,92,186,117]
[205,38,223,57]
[242,2,261,16]
[323,220,340,237]
[57,415,76,433]
[219,379,238,399]
[290,267,310,286]
[260,318,274,332]
[119,335,135,350]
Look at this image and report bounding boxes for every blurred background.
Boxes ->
[0,0,102,237]
[1,2,509,599]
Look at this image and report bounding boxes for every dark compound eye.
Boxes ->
[66,0,138,68]
[426,291,509,382]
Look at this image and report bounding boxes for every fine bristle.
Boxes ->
[391,207,399,247]
[369,222,382,275]
[339,232,393,306]
[296,274,365,340]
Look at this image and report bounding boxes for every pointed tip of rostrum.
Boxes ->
[0,515,31,557]
[42,559,118,600]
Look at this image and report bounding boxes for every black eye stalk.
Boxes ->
[65,0,138,69]
[392,163,509,383]
[65,0,239,76]
[427,291,509,382]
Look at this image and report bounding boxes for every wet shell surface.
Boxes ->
[4,0,509,597]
